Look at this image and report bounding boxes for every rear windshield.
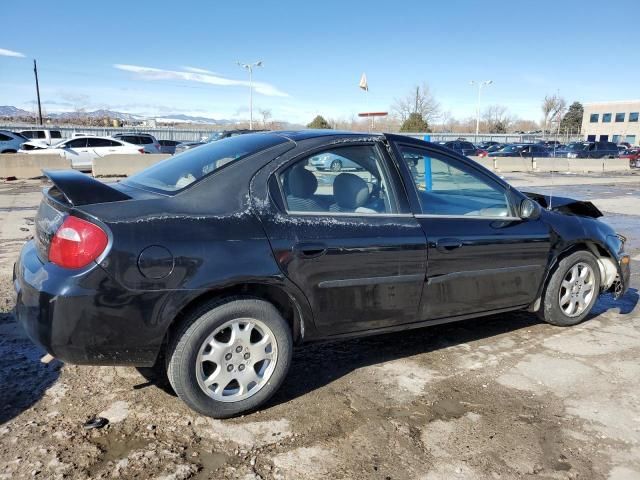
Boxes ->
[124,133,287,193]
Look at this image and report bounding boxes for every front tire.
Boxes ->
[167,298,293,418]
[330,160,343,172]
[538,251,601,326]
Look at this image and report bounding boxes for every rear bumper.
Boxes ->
[14,240,165,366]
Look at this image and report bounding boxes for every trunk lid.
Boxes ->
[34,170,133,262]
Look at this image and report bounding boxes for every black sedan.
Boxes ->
[489,143,551,157]
[15,131,630,418]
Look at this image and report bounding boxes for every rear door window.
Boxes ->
[50,131,62,139]
[87,138,113,147]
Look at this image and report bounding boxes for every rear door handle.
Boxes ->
[436,238,463,253]
[293,242,327,258]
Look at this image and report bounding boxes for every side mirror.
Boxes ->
[520,198,541,220]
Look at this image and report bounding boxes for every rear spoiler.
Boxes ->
[43,169,131,206]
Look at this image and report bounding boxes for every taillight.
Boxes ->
[138,148,145,154]
[49,216,108,269]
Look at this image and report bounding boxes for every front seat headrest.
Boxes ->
[333,173,369,210]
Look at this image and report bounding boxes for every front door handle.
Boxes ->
[293,242,327,259]
[436,238,463,253]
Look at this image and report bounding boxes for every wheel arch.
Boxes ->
[529,240,615,312]
[160,282,307,362]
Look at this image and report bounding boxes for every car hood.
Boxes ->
[522,191,603,218]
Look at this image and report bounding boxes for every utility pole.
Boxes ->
[470,80,493,142]
[33,59,43,125]
[237,61,263,130]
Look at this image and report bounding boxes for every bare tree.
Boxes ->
[259,108,272,129]
[482,104,513,133]
[392,83,440,123]
[541,94,567,137]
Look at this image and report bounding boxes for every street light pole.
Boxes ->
[237,61,263,130]
[470,80,493,142]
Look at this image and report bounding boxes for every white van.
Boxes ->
[19,129,64,146]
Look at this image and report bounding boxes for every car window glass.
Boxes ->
[87,138,113,147]
[125,134,287,193]
[0,133,12,141]
[119,135,138,144]
[65,138,88,148]
[138,136,153,144]
[51,131,62,139]
[280,145,395,215]
[399,145,514,217]
[109,139,123,146]
[20,131,34,139]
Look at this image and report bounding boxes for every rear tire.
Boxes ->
[167,298,293,418]
[538,251,601,326]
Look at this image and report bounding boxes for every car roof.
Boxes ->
[271,130,382,141]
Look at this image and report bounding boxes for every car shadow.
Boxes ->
[0,311,61,425]
[267,288,640,410]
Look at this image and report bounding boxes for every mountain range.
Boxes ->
[0,105,231,125]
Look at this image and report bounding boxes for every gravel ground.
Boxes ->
[1,174,639,480]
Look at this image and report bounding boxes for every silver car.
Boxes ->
[309,152,362,172]
[113,133,161,154]
[0,130,27,153]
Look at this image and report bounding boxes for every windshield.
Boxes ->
[124,133,287,193]
[564,142,589,151]
[500,145,522,153]
[206,132,225,142]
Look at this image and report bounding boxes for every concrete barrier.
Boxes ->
[533,157,570,172]
[468,156,495,171]
[494,157,533,172]
[0,153,70,179]
[603,158,631,171]
[567,158,604,173]
[92,154,171,177]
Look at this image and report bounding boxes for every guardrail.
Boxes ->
[0,123,583,144]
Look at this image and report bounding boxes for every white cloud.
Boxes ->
[182,66,218,75]
[114,64,288,97]
[0,48,25,58]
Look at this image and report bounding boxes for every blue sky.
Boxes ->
[1,0,638,124]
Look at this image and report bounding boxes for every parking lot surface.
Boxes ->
[1,173,639,479]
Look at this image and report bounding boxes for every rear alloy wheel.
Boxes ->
[330,160,343,172]
[167,298,292,418]
[538,251,601,326]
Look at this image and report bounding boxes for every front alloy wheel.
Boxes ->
[539,251,601,326]
[558,262,596,317]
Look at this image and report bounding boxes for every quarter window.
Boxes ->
[602,113,612,123]
[398,145,514,217]
[615,113,625,122]
[280,145,395,215]
[0,133,12,141]
[51,131,62,139]
[590,113,599,123]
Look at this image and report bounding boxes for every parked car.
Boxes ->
[174,130,267,155]
[552,141,619,159]
[0,130,28,153]
[14,131,630,418]
[537,140,563,149]
[19,129,63,146]
[19,136,143,170]
[619,147,640,168]
[477,141,501,150]
[489,143,550,157]
[437,140,480,156]
[158,139,182,155]
[309,152,362,171]
[174,141,205,155]
[486,144,504,153]
[113,133,161,154]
